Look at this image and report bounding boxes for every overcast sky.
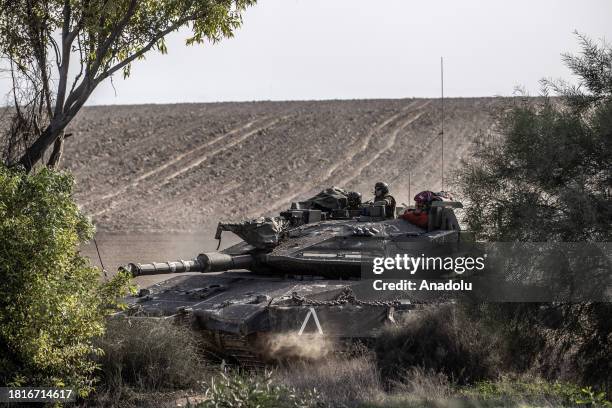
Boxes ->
[2,0,612,105]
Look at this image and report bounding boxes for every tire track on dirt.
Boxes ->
[133,115,321,222]
[318,100,424,183]
[336,102,431,189]
[388,116,494,196]
[159,115,287,185]
[71,107,234,188]
[82,118,268,209]
[90,116,287,218]
[251,100,430,216]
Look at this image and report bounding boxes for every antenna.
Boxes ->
[408,171,411,205]
[440,56,445,191]
[93,237,108,280]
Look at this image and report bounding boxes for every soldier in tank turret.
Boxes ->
[346,191,362,210]
[372,182,396,218]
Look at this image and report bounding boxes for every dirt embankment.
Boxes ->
[64,98,505,233]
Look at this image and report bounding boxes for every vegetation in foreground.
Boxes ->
[88,312,611,408]
[0,166,133,396]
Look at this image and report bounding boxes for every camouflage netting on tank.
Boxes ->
[216,217,289,249]
[300,187,350,212]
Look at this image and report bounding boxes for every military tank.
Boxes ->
[121,188,466,367]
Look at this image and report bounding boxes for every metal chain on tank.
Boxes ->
[290,287,403,307]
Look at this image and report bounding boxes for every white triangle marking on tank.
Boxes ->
[298,307,324,335]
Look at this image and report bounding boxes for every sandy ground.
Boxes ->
[66,98,506,277]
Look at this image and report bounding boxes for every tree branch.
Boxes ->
[62,0,138,112]
[53,0,73,117]
[89,0,138,76]
[49,35,62,69]
[9,60,22,119]
[98,17,191,82]
[67,34,85,97]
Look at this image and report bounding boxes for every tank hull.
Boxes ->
[126,271,416,365]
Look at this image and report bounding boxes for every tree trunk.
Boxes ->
[46,131,65,169]
[17,121,64,172]
[17,65,98,172]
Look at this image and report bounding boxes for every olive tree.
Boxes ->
[0,0,256,171]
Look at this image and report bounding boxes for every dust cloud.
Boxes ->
[262,332,335,360]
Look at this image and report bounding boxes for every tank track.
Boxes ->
[200,331,267,370]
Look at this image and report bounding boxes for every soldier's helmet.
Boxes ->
[347,191,362,207]
[374,182,389,196]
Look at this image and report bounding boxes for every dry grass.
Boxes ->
[276,360,596,408]
[276,349,384,406]
[389,367,453,401]
[375,305,502,386]
[89,317,210,407]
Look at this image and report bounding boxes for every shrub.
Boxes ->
[95,318,207,392]
[199,370,325,408]
[461,376,612,407]
[0,165,132,396]
[456,33,611,242]
[375,305,502,385]
[466,302,612,393]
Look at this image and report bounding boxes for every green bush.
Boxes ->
[463,302,612,393]
[462,376,612,407]
[0,165,132,396]
[199,370,325,408]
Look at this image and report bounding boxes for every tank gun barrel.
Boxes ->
[123,252,254,277]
